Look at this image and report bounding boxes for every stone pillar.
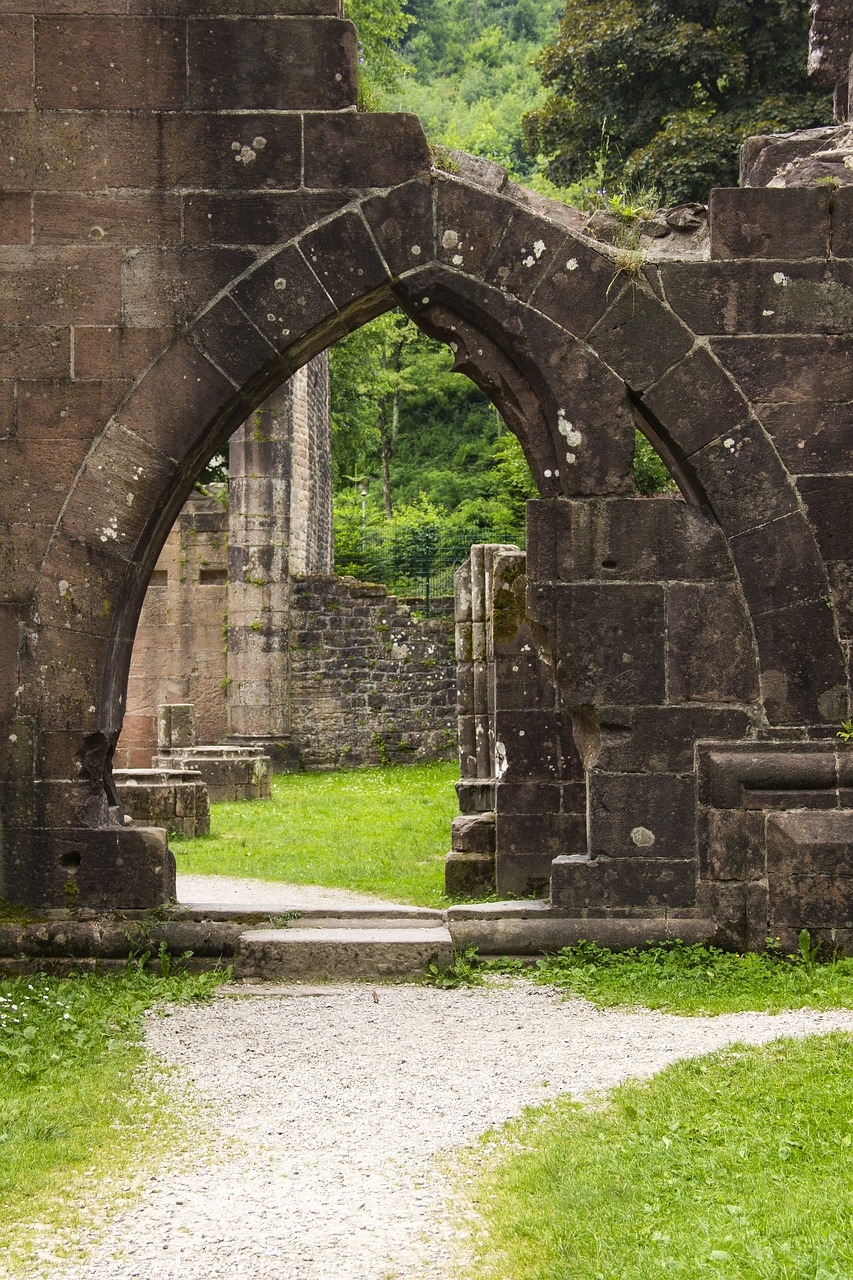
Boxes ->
[226,352,332,758]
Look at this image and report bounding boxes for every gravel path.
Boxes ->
[177,873,417,911]
[38,983,853,1280]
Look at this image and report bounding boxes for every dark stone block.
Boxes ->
[827,560,853,639]
[0,325,69,379]
[0,191,30,243]
[704,808,767,881]
[0,245,121,325]
[704,747,837,809]
[730,512,830,618]
[661,260,853,335]
[231,243,337,351]
[435,178,516,279]
[72,325,170,381]
[709,187,831,260]
[599,498,734,582]
[299,211,389,308]
[34,192,180,246]
[752,601,849,725]
[184,193,350,246]
[594,706,752,774]
[760,401,853,476]
[4,825,176,910]
[587,285,693,392]
[494,710,565,783]
[494,781,562,814]
[113,338,236,464]
[303,114,431,190]
[550,583,666,705]
[689,421,798,535]
[708,879,769,950]
[456,778,494,814]
[588,772,696,861]
[35,17,186,109]
[668,583,759,704]
[551,854,697,910]
[528,234,614,338]
[191,295,278,389]
[835,186,853,259]
[444,851,495,898]
[641,346,751,456]
[493,654,555,713]
[187,18,356,110]
[0,17,32,107]
[483,206,570,302]
[451,813,496,854]
[797,475,853,561]
[361,179,435,278]
[16,379,128,441]
[122,247,255,329]
[712,336,853,404]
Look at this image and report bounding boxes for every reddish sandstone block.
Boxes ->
[16,379,129,440]
[0,192,30,243]
[113,337,237,462]
[73,326,172,380]
[0,111,108,193]
[710,188,831,260]
[121,247,255,328]
[0,246,120,324]
[187,17,356,111]
[35,17,186,110]
[183,192,348,245]
[666,583,759,704]
[0,325,69,378]
[0,18,33,108]
[34,193,181,245]
[191,295,278,387]
[300,211,389,307]
[303,114,431,189]
[0,380,12,437]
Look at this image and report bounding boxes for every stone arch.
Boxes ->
[9,168,848,910]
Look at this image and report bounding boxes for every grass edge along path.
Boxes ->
[171,762,460,908]
[433,935,853,1016]
[0,966,226,1277]
[457,1032,853,1280]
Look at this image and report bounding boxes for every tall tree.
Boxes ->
[525,0,832,203]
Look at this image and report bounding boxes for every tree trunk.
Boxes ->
[378,398,393,518]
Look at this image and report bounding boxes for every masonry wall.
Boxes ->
[118,489,228,769]
[118,490,457,769]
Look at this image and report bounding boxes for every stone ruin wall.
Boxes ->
[117,350,457,771]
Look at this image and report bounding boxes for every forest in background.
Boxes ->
[329,1,827,581]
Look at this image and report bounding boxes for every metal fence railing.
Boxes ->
[333,524,521,617]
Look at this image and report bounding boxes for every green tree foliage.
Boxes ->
[525,0,833,203]
[386,0,563,179]
[344,0,413,103]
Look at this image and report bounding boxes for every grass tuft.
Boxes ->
[461,1033,853,1280]
[171,762,460,908]
[0,965,226,1274]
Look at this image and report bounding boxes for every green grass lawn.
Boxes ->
[0,966,224,1274]
[461,1033,853,1280]
[171,762,460,907]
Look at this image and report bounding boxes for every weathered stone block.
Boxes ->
[704,808,767,882]
[231,243,336,351]
[767,810,853,930]
[302,114,431,189]
[550,854,696,910]
[835,186,853,258]
[709,187,831,259]
[3,825,176,910]
[444,851,495,897]
[16,379,129,440]
[122,247,255,329]
[184,192,348,246]
[593,706,752,775]
[550,583,666,705]
[761,402,853,476]
[0,246,121,325]
[115,768,210,837]
[752,601,848,725]
[35,17,187,109]
[688,421,798,535]
[362,179,435,278]
[35,193,181,246]
[587,285,693,392]
[0,17,32,107]
[300,211,389,307]
[661,260,853,336]
[0,191,30,244]
[588,772,696,861]
[712,336,853,404]
[436,179,516,279]
[73,326,170,381]
[451,812,496,854]
[192,295,278,388]
[527,234,614,338]
[187,18,356,111]
[667,583,759,704]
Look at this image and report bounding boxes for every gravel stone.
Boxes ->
[36,983,853,1280]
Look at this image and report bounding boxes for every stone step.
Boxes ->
[234,921,454,981]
